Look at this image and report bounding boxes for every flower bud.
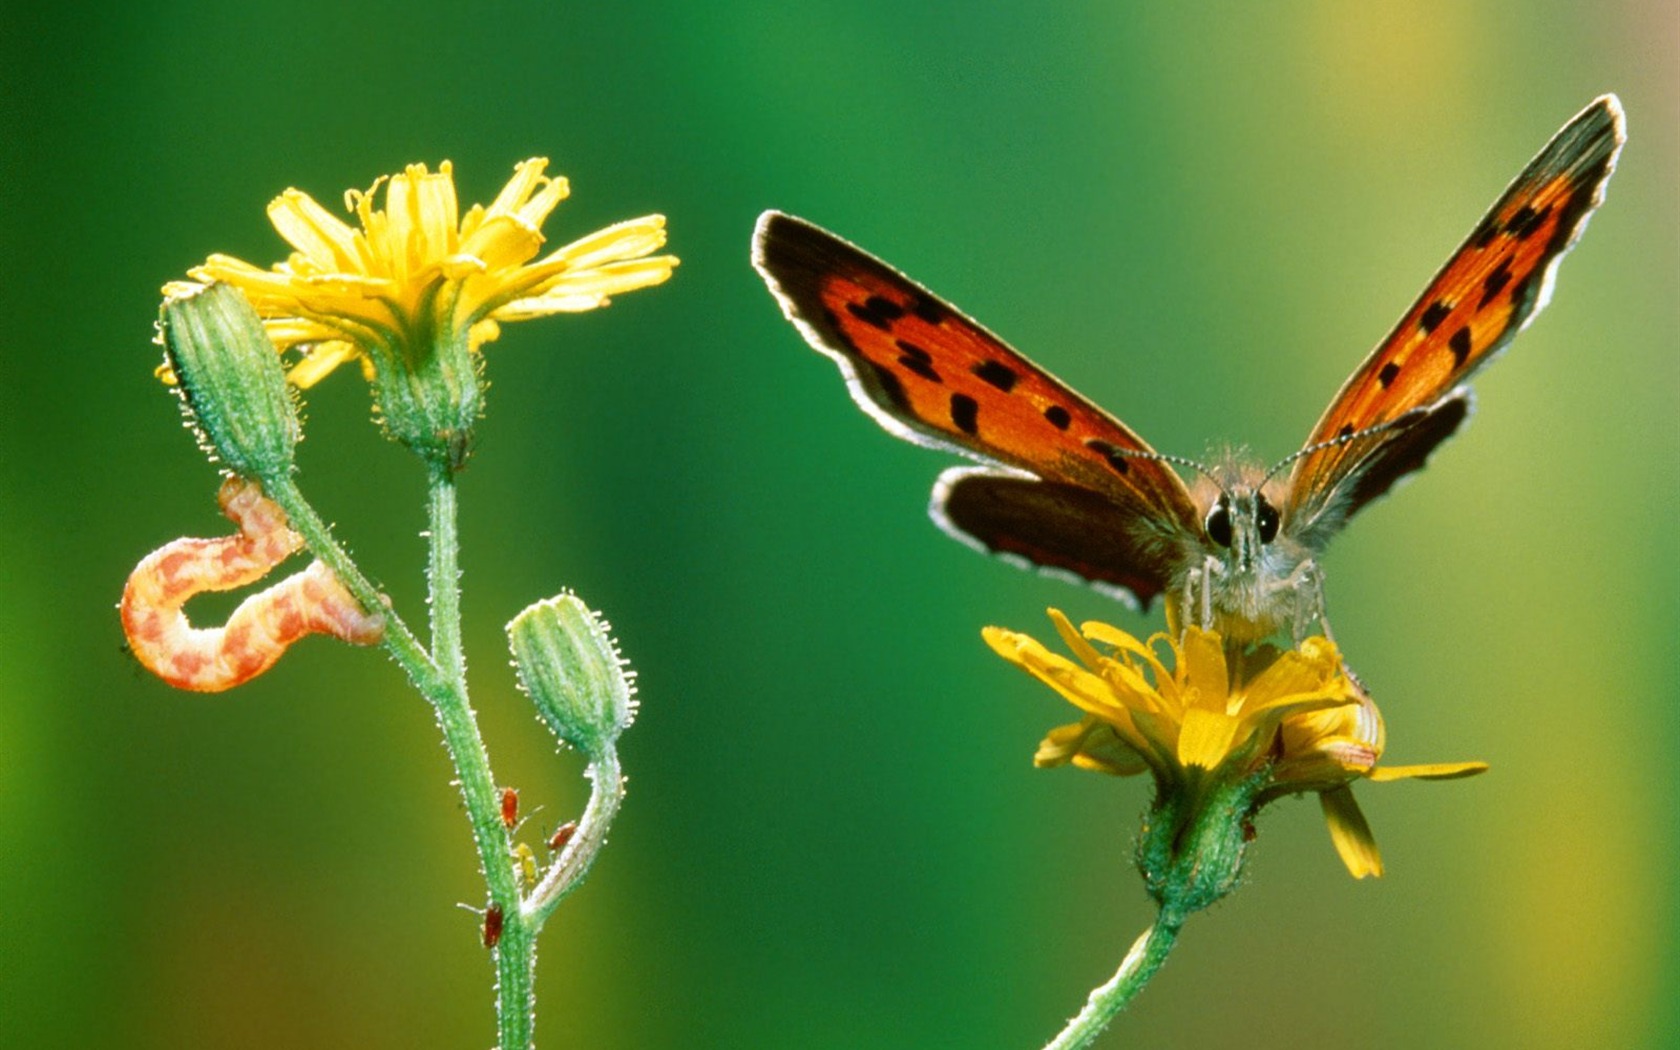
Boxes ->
[159,283,299,481]
[508,592,636,761]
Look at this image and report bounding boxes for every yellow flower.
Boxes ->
[984,611,1486,879]
[164,158,677,388]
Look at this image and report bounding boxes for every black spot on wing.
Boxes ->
[1419,300,1453,333]
[846,297,903,331]
[910,296,946,325]
[1506,204,1551,241]
[950,393,979,434]
[1449,326,1472,367]
[894,339,932,364]
[1378,361,1401,388]
[1043,405,1071,430]
[898,356,941,383]
[1085,439,1131,476]
[1480,259,1513,307]
[893,338,941,382]
[972,360,1018,392]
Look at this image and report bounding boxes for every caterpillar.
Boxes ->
[121,476,385,692]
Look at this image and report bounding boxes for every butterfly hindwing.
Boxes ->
[753,211,1200,602]
[932,467,1187,608]
[1286,95,1625,535]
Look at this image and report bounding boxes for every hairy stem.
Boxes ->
[523,747,624,927]
[1041,911,1185,1050]
[268,473,531,1049]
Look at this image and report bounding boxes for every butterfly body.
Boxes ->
[754,97,1622,642]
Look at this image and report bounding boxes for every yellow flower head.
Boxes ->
[984,611,1486,879]
[164,159,677,388]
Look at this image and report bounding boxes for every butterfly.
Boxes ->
[752,96,1623,643]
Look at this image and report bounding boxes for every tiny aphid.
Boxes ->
[547,822,578,852]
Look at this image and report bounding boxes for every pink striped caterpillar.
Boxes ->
[121,476,385,691]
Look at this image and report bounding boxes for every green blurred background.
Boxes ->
[3,2,1676,1047]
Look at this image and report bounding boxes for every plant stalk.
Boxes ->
[1042,910,1185,1050]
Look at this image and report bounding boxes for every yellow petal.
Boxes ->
[1048,609,1104,672]
[1242,646,1339,709]
[1050,720,1151,776]
[1177,707,1241,770]
[1178,627,1229,709]
[266,189,362,271]
[1320,784,1383,878]
[456,212,546,273]
[1082,623,1176,692]
[1367,761,1489,782]
[983,630,1118,716]
[284,341,361,388]
[539,215,668,271]
[484,158,555,219]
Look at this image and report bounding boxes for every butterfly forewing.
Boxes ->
[1287,95,1624,527]
[753,211,1198,525]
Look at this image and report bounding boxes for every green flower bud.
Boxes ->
[508,592,636,761]
[160,283,299,481]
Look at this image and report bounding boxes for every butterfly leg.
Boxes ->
[1179,555,1224,632]
[1278,558,1332,645]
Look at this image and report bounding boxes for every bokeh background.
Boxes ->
[4,2,1676,1047]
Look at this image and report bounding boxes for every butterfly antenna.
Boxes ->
[1109,448,1227,493]
[1260,410,1428,486]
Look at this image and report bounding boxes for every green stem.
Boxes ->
[264,474,434,684]
[427,462,466,685]
[421,467,533,1050]
[267,472,531,1049]
[1041,910,1185,1050]
[523,747,624,928]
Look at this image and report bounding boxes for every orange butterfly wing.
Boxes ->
[753,211,1200,605]
[1286,95,1624,531]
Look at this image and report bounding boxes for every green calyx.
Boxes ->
[361,295,482,471]
[508,592,637,763]
[160,283,299,482]
[1136,769,1267,917]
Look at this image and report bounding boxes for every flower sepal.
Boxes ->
[1137,768,1265,916]
[363,316,482,470]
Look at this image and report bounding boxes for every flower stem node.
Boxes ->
[159,283,299,482]
[507,592,637,762]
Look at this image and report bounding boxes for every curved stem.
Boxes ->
[1042,911,1185,1050]
[522,747,624,928]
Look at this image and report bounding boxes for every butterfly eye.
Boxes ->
[1256,496,1281,544]
[1204,499,1233,548]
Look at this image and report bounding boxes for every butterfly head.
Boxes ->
[1192,463,1286,578]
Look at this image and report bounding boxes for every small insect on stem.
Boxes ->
[547,821,578,852]
[120,476,385,692]
[499,787,519,829]
[513,842,539,886]
[482,904,505,949]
